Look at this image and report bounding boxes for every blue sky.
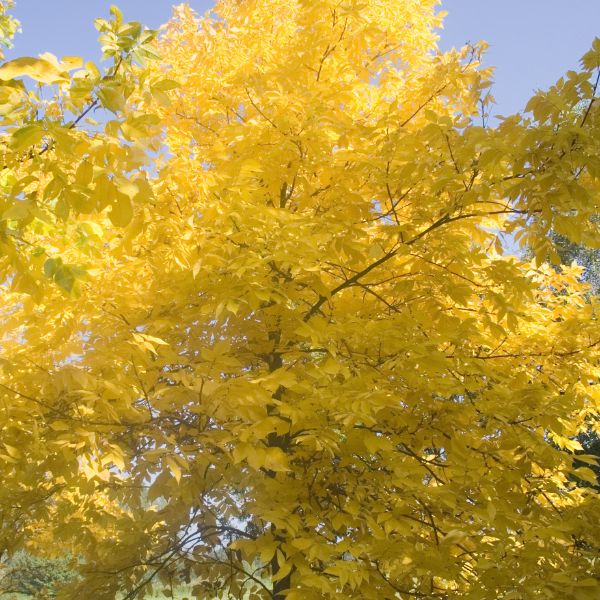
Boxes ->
[5,1,600,118]
[440,0,600,117]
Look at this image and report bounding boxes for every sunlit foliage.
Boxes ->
[0,2,599,599]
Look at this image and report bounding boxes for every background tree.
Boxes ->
[0,552,75,598]
[550,220,600,485]
[0,2,599,599]
[525,91,600,486]
[551,228,600,292]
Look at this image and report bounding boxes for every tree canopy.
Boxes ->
[0,1,599,599]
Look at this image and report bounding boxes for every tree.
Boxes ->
[551,228,600,292]
[0,1,599,599]
[0,4,162,297]
[549,222,600,486]
[0,0,19,60]
[0,552,75,598]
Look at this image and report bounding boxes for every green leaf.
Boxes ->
[118,22,142,40]
[44,258,85,293]
[43,257,61,278]
[135,44,161,61]
[94,18,110,34]
[97,84,126,114]
[54,265,76,293]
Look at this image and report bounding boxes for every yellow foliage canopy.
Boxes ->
[0,1,599,599]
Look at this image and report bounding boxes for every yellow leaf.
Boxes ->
[97,84,126,114]
[166,455,182,484]
[10,124,44,150]
[263,447,289,472]
[441,530,468,546]
[109,193,133,227]
[75,161,94,186]
[0,56,67,84]
[4,444,21,459]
